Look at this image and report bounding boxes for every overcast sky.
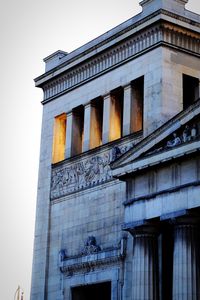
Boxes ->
[0,0,199,299]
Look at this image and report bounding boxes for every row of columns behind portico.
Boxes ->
[64,82,143,159]
[129,216,200,300]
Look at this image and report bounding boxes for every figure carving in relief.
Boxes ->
[76,162,85,185]
[182,125,191,142]
[191,124,197,140]
[81,236,101,255]
[51,143,133,197]
[167,132,181,148]
[112,146,121,161]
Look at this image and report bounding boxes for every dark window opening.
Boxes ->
[72,281,111,300]
[183,74,199,110]
[131,76,144,133]
[72,105,84,156]
[90,97,103,149]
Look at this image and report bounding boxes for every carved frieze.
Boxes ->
[51,143,133,199]
[51,152,111,199]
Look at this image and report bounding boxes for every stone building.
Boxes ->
[31,0,200,299]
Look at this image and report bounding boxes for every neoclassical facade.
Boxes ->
[31,0,200,299]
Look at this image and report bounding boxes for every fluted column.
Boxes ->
[131,226,159,300]
[172,218,200,300]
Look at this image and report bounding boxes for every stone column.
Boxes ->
[123,84,132,136]
[131,226,159,300]
[102,93,111,144]
[172,218,200,300]
[65,111,73,158]
[83,103,92,152]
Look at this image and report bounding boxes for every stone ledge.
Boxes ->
[59,245,126,276]
[124,180,200,206]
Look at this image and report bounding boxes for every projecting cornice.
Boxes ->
[34,9,200,104]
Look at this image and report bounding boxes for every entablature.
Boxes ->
[35,12,200,104]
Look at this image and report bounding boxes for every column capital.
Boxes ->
[123,83,132,91]
[167,210,200,226]
[103,93,110,100]
[172,215,200,227]
[66,111,73,117]
[84,102,92,109]
[127,222,160,237]
[85,101,98,109]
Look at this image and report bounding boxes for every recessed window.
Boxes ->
[183,74,199,110]
[52,113,66,163]
[90,97,103,149]
[71,105,84,156]
[109,87,124,141]
[131,76,144,133]
[71,281,111,300]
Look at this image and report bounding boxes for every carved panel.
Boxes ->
[59,236,127,276]
[51,142,133,199]
[146,121,199,156]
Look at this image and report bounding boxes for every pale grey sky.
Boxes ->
[0,0,199,299]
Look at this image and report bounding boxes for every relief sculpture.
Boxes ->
[51,143,133,199]
[51,152,112,199]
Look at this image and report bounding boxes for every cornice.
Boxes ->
[35,9,200,82]
[35,10,200,103]
[124,180,200,206]
[38,21,199,104]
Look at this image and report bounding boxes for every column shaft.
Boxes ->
[173,223,200,300]
[123,84,132,136]
[132,229,159,300]
[83,103,91,152]
[102,94,111,144]
[65,112,73,158]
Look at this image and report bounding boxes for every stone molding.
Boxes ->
[59,238,127,276]
[42,21,200,103]
[124,180,200,206]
